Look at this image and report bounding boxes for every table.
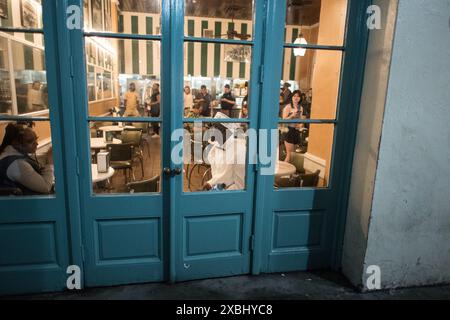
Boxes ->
[90,138,121,149]
[91,164,115,183]
[275,161,296,178]
[99,125,135,133]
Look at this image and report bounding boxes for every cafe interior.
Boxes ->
[0,0,347,196]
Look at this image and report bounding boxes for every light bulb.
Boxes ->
[293,37,307,57]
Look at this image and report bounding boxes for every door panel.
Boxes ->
[170,0,263,281]
[256,0,369,273]
[0,2,71,295]
[70,0,167,287]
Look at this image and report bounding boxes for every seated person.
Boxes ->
[0,123,54,195]
[202,112,246,191]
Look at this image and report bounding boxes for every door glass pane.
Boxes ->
[279,49,342,120]
[85,37,161,118]
[0,33,48,116]
[88,121,161,194]
[0,0,43,29]
[0,120,55,196]
[184,0,254,41]
[183,42,251,119]
[276,123,334,189]
[182,120,248,192]
[84,0,162,35]
[284,0,348,46]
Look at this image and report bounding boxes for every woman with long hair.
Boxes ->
[282,90,305,163]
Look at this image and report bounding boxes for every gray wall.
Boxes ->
[343,0,450,289]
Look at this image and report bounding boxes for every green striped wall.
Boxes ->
[226,22,234,78]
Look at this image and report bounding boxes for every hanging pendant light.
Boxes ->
[294,34,307,57]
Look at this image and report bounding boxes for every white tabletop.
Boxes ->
[275,161,297,178]
[99,125,135,132]
[91,164,115,183]
[90,138,121,149]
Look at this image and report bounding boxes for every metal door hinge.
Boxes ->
[250,235,255,251]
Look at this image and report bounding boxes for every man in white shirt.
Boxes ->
[202,112,246,191]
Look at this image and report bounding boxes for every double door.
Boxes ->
[0,0,369,294]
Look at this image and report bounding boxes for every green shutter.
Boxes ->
[119,40,125,74]
[118,14,124,33]
[289,28,299,81]
[131,16,139,74]
[201,21,208,76]
[214,22,221,77]
[187,20,194,76]
[239,23,248,79]
[226,22,235,78]
[146,17,154,75]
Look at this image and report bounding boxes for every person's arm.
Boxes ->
[7,160,54,194]
[282,105,291,119]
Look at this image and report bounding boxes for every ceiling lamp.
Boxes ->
[293,35,307,57]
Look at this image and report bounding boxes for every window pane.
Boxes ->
[84,0,162,35]
[183,120,248,192]
[89,121,161,194]
[183,42,251,119]
[0,33,47,116]
[284,0,348,46]
[276,123,334,189]
[0,0,43,29]
[0,120,56,196]
[279,49,342,120]
[85,37,161,118]
[184,0,254,41]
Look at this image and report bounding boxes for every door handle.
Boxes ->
[163,167,182,177]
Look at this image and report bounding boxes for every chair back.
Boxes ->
[289,152,305,174]
[300,170,320,187]
[131,122,149,134]
[126,175,159,193]
[107,143,134,162]
[274,175,301,188]
[121,130,142,148]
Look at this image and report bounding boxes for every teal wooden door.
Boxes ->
[0,2,72,295]
[67,0,172,287]
[167,0,264,281]
[253,0,370,273]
